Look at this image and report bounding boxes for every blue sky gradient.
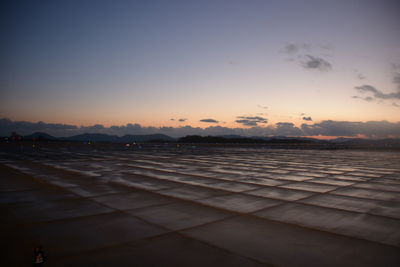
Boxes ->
[1,0,399,137]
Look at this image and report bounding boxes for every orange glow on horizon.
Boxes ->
[302,135,366,140]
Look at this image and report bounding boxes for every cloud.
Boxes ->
[235,116,268,126]
[257,105,268,109]
[275,122,304,136]
[352,69,366,80]
[355,85,378,94]
[0,118,78,137]
[284,43,299,54]
[392,64,400,90]
[237,116,268,122]
[301,120,400,138]
[357,73,366,80]
[354,85,400,100]
[235,120,257,126]
[302,121,358,136]
[284,43,332,71]
[302,116,312,121]
[171,118,187,122]
[170,118,187,122]
[199,119,219,123]
[283,43,310,55]
[302,55,332,71]
[2,118,399,138]
[352,95,374,102]
[353,65,400,105]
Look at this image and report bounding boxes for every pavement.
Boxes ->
[1,145,399,266]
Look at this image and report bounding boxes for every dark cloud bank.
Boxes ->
[1,118,399,138]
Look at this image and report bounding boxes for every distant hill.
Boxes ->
[23,132,57,140]
[8,132,400,149]
[328,137,362,143]
[119,134,175,143]
[263,138,317,144]
[250,136,323,142]
[218,135,246,139]
[61,133,121,142]
[178,135,317,144]
[19,132,175,143]
[62,133,175,143]
[336,138,400,147]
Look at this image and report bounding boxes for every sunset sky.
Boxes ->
[1,0,400,137]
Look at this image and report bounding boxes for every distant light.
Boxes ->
[125,143,130,147]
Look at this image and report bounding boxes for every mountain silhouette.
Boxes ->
[63,133,175,143]
[6,132,399,149]
[23,132,58,140]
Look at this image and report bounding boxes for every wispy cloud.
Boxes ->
[171,118,187,122]
[353,64,400,105]
[352,95,373,102]
[284,43,332,72]
[284,43,299,54]
[199,119,219,123]
[354,85,400,100]
[235,120,257,126]
[235,116,268,126]
[283,43,310,55]
[357,73,366,80]
[352,69,367,80]
[392,63,400,90]
[302,55,332,71]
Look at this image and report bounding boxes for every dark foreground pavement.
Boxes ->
[1,146,400,266]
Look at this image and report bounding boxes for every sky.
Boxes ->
[1,0,400,138]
